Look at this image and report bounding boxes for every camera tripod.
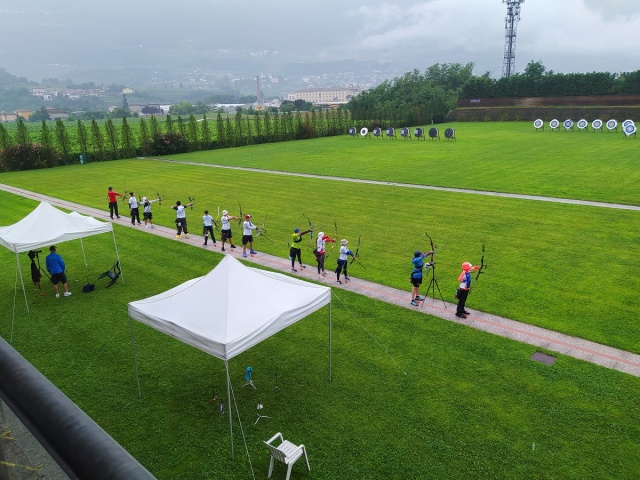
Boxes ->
[28,250,50,295]
[422,261,446,309]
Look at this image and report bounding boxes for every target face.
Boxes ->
[386,128,395,137]
[549,119,560,129]
[564,119,573,129]
[360,127,369,136]
[592,119,603,129]
[372,127,381,137]
[607,119,618,130]
[624,123,637,136]
[622,119,635,128]
[429,128,440,138]
[414,128,424,137]
[400,128,409,137]
[444,128,454,138]
[577,119,588,129]
[348,127,356,135]
[533,119,543,129]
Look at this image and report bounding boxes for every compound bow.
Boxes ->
[255,214,275,243]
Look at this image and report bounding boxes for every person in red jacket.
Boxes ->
[455,261,480,319]
[107,186,123,219]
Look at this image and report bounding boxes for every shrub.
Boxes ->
[0,143,62,172]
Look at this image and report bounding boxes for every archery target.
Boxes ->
[348,127,357,136]
[533,119,543,129]
[592,119,603,129]
[386,127,395,137]
[444,128,454,138]
[624,123,637,136]
[622,119,635,128]
[414,128,424,137]
[429,128,440,138]
[563,119,573,129]
[549,119,560,129]
[360,127,369,136]
[606,119,618,130]
[577,119,588,129]
[372,127,381,137]
[400,127,410,137]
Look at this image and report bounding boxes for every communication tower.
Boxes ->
[502,0,525,78]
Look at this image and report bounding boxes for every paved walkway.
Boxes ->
[2,182,640,377]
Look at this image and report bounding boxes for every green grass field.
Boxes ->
[1,122,639,479]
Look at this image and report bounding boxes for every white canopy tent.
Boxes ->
[0,201,122,318]
[128,255,332,459]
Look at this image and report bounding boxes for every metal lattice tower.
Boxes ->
[502,0,525,78]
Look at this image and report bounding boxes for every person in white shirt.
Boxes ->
[220,209,239,252]
[241,214,258,257]
[128,192,141,225]
[335,239,355,284]
[202,210,217,246]
[140,196,159,229]
[172,200,194,238]
[314,231,336,278]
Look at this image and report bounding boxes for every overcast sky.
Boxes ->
[1,0,639,81]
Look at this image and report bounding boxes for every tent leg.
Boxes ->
[16,252,29,315]
[328,299,332,383]
[80,238,88,267]
[225,360,235,460]
[129,318,142,399]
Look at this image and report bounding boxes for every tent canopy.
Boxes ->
[128,255,331,360]
[0,201,112,253]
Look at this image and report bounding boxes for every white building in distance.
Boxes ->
[287,87,361,105]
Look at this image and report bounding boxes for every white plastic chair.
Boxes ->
[263,432,310,480]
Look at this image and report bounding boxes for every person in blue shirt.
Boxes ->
[455,261,480,318]
[410,250,433,306]
[45,246,71,298]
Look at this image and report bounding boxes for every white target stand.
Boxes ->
[359,127,370,139]
[577,119,588,132]
[414,128,425,141]
[606,119,618,133]
[591,119,603,133]
[533,119,544,131]
[400,127,411,140]
[549,119,560,132]
[623,122,637,139]
[347,126,357,138]
[563,119,574,132]
[372,127,382,139]
[385,127,396,140]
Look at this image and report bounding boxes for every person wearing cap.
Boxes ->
[220,209,239,251]
[172,199,194,239]
[410,249,434,306]
[455,261,480,318]
[128,192,142,226]
[315,231,336,278]
[202,210,217,247]
[140,196,159,229]
[335,239,355,284]
[289,227,311,272]
[106,186,123,219]
[45,246,71,298]
[241,214,258,257]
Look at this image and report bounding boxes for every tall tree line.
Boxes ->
[0,110,351,172]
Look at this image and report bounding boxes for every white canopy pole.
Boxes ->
[17,251,29,313]
[80,238,88,267]
[130,318,142,399]
[225,360,235,460]
[328,299,332,383]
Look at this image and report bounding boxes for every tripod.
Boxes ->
[254,402,271,424]
[422,261,446,309]
[28,250,50,295]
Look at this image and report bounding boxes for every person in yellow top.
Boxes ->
[289,227,311,272]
